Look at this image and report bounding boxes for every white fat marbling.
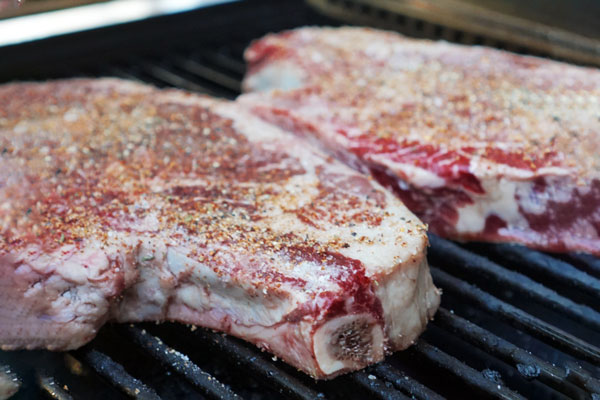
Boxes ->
[455,178,527,233]
[370,154,446,188]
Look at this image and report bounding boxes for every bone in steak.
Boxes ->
[241,27,600,255]
[0,79,439,379]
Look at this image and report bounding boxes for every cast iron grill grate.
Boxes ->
[0,1,598,399]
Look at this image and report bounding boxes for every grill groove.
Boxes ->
[37,375,74,400]
[428,235,600,332]
[430,267,600,365]
[77,349,161,400]
[435,308,600,397]
[190,326,325,400]
[122,325,241,400]
[467,243,600,301]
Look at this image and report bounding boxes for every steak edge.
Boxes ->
[0,79,440,379]
[241,27,600,255]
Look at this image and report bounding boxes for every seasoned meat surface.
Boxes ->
[242,27,600,255]
[0,79,439,379]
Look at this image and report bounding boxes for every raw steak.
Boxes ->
[241,27,600,255]
[0,79,439,379]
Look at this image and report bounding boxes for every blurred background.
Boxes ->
[0,0,598,65]
[0,0,104,17]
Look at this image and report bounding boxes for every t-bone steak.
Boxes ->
[241,27,600,255]
[0,78,440,379]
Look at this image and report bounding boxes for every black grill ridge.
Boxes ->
[0,1,598,399]
[428,236,600,334]
[38,374,74,400]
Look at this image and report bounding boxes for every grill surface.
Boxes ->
[0,1,598,399]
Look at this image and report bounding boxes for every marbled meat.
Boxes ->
[0,79,440,379]
[241,27,600,255]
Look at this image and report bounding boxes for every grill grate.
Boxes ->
[76,349,161,400]
[0,1,598,399]
[306,0,600,66]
